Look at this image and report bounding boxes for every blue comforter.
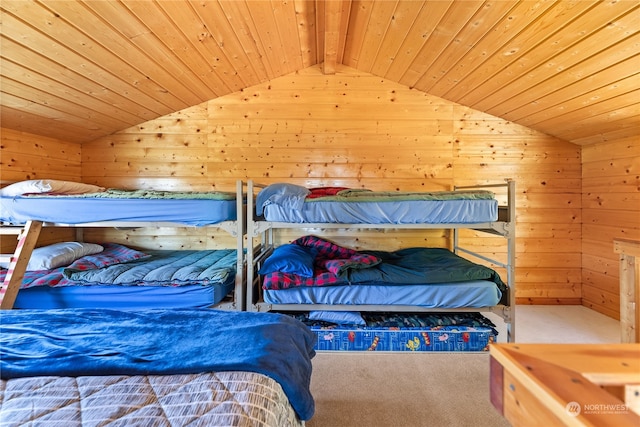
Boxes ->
[0,308,317,420]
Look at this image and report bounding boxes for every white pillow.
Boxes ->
[0,180,105,197]
[0,242,104,271]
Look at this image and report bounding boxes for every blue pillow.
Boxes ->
[255,183,310,215]
[309,311,366,326]
[258,244,318,277]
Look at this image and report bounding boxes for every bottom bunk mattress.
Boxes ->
[3,243,238,310]
[284,312,498,352]
[13,275,235,309]
[258,236,507,308]
[0,371,303,427]
[263,279,501,308]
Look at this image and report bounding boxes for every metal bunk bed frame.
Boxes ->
[245,179,516,341]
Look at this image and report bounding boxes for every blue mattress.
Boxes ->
[0,195,237,226]
[262,199,497,223]
[311,325,495,352]
[255,183,498,224]
[263,280,502,307]
[13,275,236,310]
[285,312,498,352]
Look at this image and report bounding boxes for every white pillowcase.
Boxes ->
[0,242,104,271]
[0,180,105,197]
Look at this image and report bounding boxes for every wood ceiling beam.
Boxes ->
[322,0,350,74]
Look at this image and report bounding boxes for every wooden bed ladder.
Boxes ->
[0,220,42,309]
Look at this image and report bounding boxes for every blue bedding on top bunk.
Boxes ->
[256,183,498,224]
[0,308,316,420]
[0,194,237,226]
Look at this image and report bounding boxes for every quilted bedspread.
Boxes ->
[63,249,237,286]
[0,308,316,422]
[0,371,304,427]
[0,244,237,289]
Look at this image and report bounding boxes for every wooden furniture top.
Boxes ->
[490,343,640,427]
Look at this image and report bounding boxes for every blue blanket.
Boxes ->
[0,308,316,420]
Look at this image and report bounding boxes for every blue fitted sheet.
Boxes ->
[0,195,236,226]
[263,280,501,308]
[262,199,497,224]
[13,275,235,310]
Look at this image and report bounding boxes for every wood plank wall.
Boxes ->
[0,128,80,251]
[81,65,583,307]
[582,137,640,319]
[79,102,238,250]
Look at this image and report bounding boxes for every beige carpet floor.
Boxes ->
[306,305,620,427]
[307,352,508,427]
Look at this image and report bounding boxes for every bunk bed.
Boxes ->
[0,179,246,311]
[246,180,516,349]
[0,307,316,426]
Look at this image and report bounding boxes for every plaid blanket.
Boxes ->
[262,236,381,290]
[0,243,149,289]
[262,236,507,300]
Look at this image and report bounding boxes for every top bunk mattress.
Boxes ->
[256,183,498,224]
[1,183,238,226]
[1,195,237,226]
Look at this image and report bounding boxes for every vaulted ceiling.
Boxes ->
[1,0,638,145]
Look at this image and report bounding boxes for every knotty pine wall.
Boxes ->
[2,66,635,319]
[581,137,640,319]
[0,128,80,251]
[80,65,583,308]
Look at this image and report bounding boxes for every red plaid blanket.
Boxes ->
[0,243,149,289]
[306,187,350,199]
[262,235,381,290]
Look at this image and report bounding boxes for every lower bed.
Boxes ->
[1,372,302,427]
[0,308,316,426]
[284,311,498,352]
[14,276,235,309]
[263,279,501,307]
[2,243,239,310]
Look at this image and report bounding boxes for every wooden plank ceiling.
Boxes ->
[1,0,638,145]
